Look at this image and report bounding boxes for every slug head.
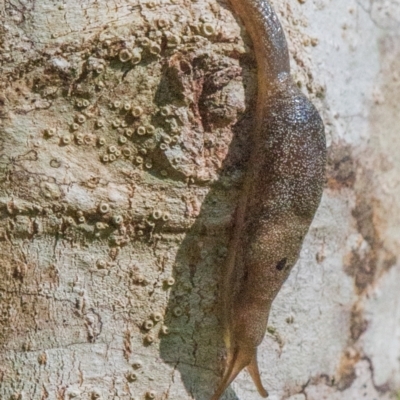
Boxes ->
[211,344,268,400]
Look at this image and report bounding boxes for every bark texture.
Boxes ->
[1,0,400,399]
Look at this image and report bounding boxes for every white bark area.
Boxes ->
[0,0,400,399]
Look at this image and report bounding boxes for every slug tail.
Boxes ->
[210,346,253,400]
[247,351,268,397]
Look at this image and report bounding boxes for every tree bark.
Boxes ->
[1,0,400,399]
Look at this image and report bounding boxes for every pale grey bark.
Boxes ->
[1,0,400,400]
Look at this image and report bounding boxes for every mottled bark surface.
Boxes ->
[1,0,400,399]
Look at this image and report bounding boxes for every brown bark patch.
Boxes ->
[350,301,368,342]
[344,197,397,294]
[336,348,360,391]
[326,144,355,190]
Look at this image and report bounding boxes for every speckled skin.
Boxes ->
[211,1,326,399]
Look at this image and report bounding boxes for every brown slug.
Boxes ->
[211,1,326,399]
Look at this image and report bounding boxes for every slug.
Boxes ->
[211,1,326,399]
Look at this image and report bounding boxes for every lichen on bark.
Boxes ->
[0,0,255,398]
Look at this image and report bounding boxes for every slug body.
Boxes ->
[211,1,326,399]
